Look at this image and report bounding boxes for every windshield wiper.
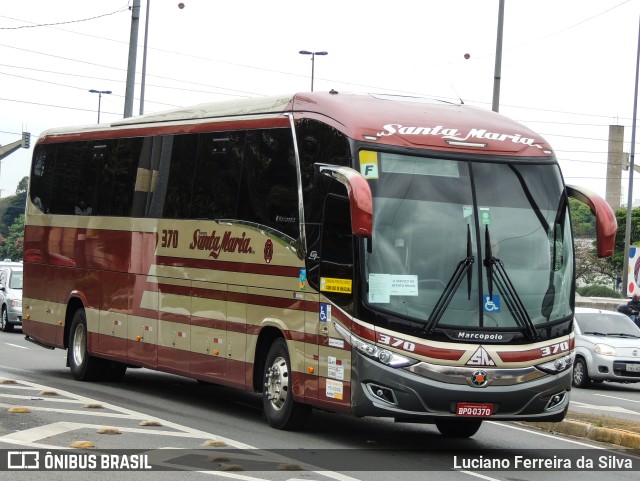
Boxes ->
[483,226,537,341]
[607,333,640,338]
[583,331,607,336]
[424,225,474,333]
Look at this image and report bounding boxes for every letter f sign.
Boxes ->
[361,162,378,179]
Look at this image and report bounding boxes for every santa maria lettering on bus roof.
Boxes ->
[377,123,542,148]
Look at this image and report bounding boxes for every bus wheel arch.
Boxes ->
[64,297,85,350]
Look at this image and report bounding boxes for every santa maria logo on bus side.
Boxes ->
[189,229,254,259]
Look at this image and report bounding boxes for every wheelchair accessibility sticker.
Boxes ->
[483,295,501,313]
[320,303,331,322]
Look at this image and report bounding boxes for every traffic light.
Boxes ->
[21,132,31,149]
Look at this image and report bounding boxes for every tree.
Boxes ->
[0,214,23,261]
[16,176,28,194]
[569,198,596,238]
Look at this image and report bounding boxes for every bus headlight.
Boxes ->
[333,322,417,368]
[536,353,574,374]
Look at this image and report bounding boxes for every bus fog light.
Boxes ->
[545,391,566,410]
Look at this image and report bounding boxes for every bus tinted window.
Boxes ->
[190,131,245,220]
[110,137,143,217]
[30,144,57,213]
[163,134,199,219]
[238,129,298,239]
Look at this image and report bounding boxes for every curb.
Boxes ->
[524,420,640,449]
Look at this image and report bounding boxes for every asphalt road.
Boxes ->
[1,328,639,481]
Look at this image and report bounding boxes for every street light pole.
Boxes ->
[140,0,150,115]
[299,50,327,92]
[89,89,112,123]
[622,16,640,296]
[492,0,505,112]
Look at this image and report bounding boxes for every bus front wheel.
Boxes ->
[262,338,311,430]
[68,309,103,381]
[435,419,482,438]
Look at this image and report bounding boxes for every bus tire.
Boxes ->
[262,338,311,430]
[435,419,482,438]
[68,308,103,381]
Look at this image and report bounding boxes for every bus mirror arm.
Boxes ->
[317,165,373,238]
[566,185,617,258]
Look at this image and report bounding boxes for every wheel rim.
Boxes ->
[72,323,86,367]
[264,355,289,410]
[573,362,584,385]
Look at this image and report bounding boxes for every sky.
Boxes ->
[1,0,639,204]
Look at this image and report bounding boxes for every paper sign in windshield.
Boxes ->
[368,274,418,303]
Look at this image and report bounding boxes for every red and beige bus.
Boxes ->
[22,92,616,437]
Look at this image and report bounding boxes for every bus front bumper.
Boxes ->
[350,350,571,423]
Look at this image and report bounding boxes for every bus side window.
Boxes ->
[109,137,143,217]
[318,190,354,308]
[162,134,198,219]
[238,129,299,239]
[190,132,244,220]
[30,144,57,213]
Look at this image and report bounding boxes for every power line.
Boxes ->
[0,4,130,30]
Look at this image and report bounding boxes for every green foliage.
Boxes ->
[576,285,622,298]
[569,198,596,238]
[600,207,640,276]
[0,192,26,238]
[0,214,24,261]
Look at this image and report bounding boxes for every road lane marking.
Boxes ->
[0,378,363,481]
[4,343,28,349]
[570,400,639,415]
[593,393,640,404]
[458,471,502,481]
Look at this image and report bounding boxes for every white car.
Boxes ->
[572,307,640,388]
[0,265,23,332]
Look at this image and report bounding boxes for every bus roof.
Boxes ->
[39,92,554,157]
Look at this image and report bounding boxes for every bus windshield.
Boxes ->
[364,151,573,331]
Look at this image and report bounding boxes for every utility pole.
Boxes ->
[621,16,640,296]
[124,0,141,118]
[605,125,627,210]
[492,0,505,112]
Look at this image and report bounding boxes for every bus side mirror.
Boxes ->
[566,184,617,258]
[317,165,372,237]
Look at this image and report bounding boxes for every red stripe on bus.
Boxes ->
[38,117,292,144]
[156,256,301,278]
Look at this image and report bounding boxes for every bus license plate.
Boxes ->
[626,364,640,372]
[456,402,493,417]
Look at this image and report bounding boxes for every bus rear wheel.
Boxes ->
[262,338,311,430]
[68,309,103,381]
[435,419,482,438]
